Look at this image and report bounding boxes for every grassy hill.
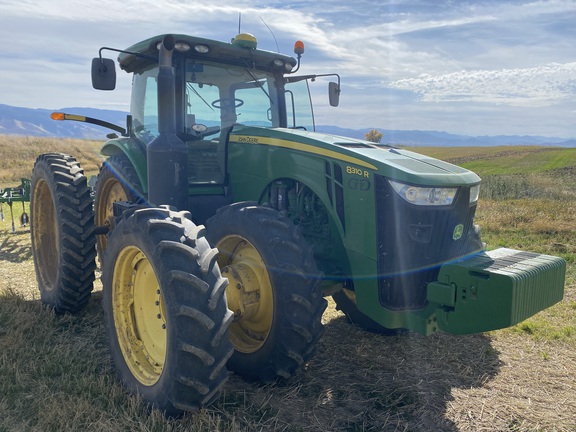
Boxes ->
[1,136,575,431]
[2,135,575,185]
[0,136,103,184]
[415,145,576,174]
[414,145,576,201]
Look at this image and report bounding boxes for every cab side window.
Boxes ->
[131,67,159,143]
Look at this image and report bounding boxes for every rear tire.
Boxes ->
[30,153,96,313]
[101,206,233,415]
[206,202,327,382]
[94,154,144,260]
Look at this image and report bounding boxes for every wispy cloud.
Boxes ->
[389,62,576,107]
[0,0,575,136]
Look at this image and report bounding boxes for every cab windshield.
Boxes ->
[185,61,279,138]
[185,61,315,133]
[131,60,315,145]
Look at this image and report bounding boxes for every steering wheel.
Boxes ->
[178,125,221,141]
[211,98,244,109]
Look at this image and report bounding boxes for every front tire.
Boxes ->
[30,153,96,313]
[206,203,327,382]
[101,206,233,415]
[332,288,405,335]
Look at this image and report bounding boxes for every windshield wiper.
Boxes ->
[187,83,215,112]
[242,60,273,104]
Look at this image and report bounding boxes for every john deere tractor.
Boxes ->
[30,32,566,415]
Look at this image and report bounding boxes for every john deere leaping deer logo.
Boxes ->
[453,224,464,240]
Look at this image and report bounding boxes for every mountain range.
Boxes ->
[1,103,575,147]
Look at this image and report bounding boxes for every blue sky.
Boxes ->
[1,0,575,137]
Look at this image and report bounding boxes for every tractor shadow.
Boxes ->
[2,279,501,431]
[0,229,32,262]
[220,309,502,432]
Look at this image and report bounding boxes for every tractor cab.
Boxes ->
[92,33,339,191]
[128,53,307,185]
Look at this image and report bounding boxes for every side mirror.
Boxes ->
[91,58,116,90]
[329,81,340,107]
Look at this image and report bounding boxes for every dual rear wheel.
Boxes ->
[94,154,143,259]
[30,153,327,414]
[30,154,233,414]
[30,153,96,313]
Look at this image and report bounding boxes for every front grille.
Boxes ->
[374,175,481,310]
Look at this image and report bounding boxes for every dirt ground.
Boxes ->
[1,223,575,431]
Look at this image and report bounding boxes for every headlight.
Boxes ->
[389,180,457,206]
[469,184,480,203]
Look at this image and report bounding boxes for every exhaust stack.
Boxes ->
[146,35,189,210]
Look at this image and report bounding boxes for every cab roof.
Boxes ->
[118,33,298,74]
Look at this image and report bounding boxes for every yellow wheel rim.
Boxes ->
[112,246,166,386]
[96,177,128,254]
[216,236,273,353]
[31,178,59,291]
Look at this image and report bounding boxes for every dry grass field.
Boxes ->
[1,136,575,431]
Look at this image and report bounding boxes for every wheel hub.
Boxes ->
[217,236,273,353]
[222,263,262,321]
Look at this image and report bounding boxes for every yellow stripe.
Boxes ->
[64,114,86,122]
[230,135,378,171]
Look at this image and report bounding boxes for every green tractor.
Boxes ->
[30,32,566,415]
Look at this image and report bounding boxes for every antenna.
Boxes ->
[260,16,280,52]
[238,12,241,34]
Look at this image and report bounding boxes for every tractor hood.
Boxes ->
[230,126,481,187]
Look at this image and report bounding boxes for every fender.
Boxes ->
[100,138,149,193]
